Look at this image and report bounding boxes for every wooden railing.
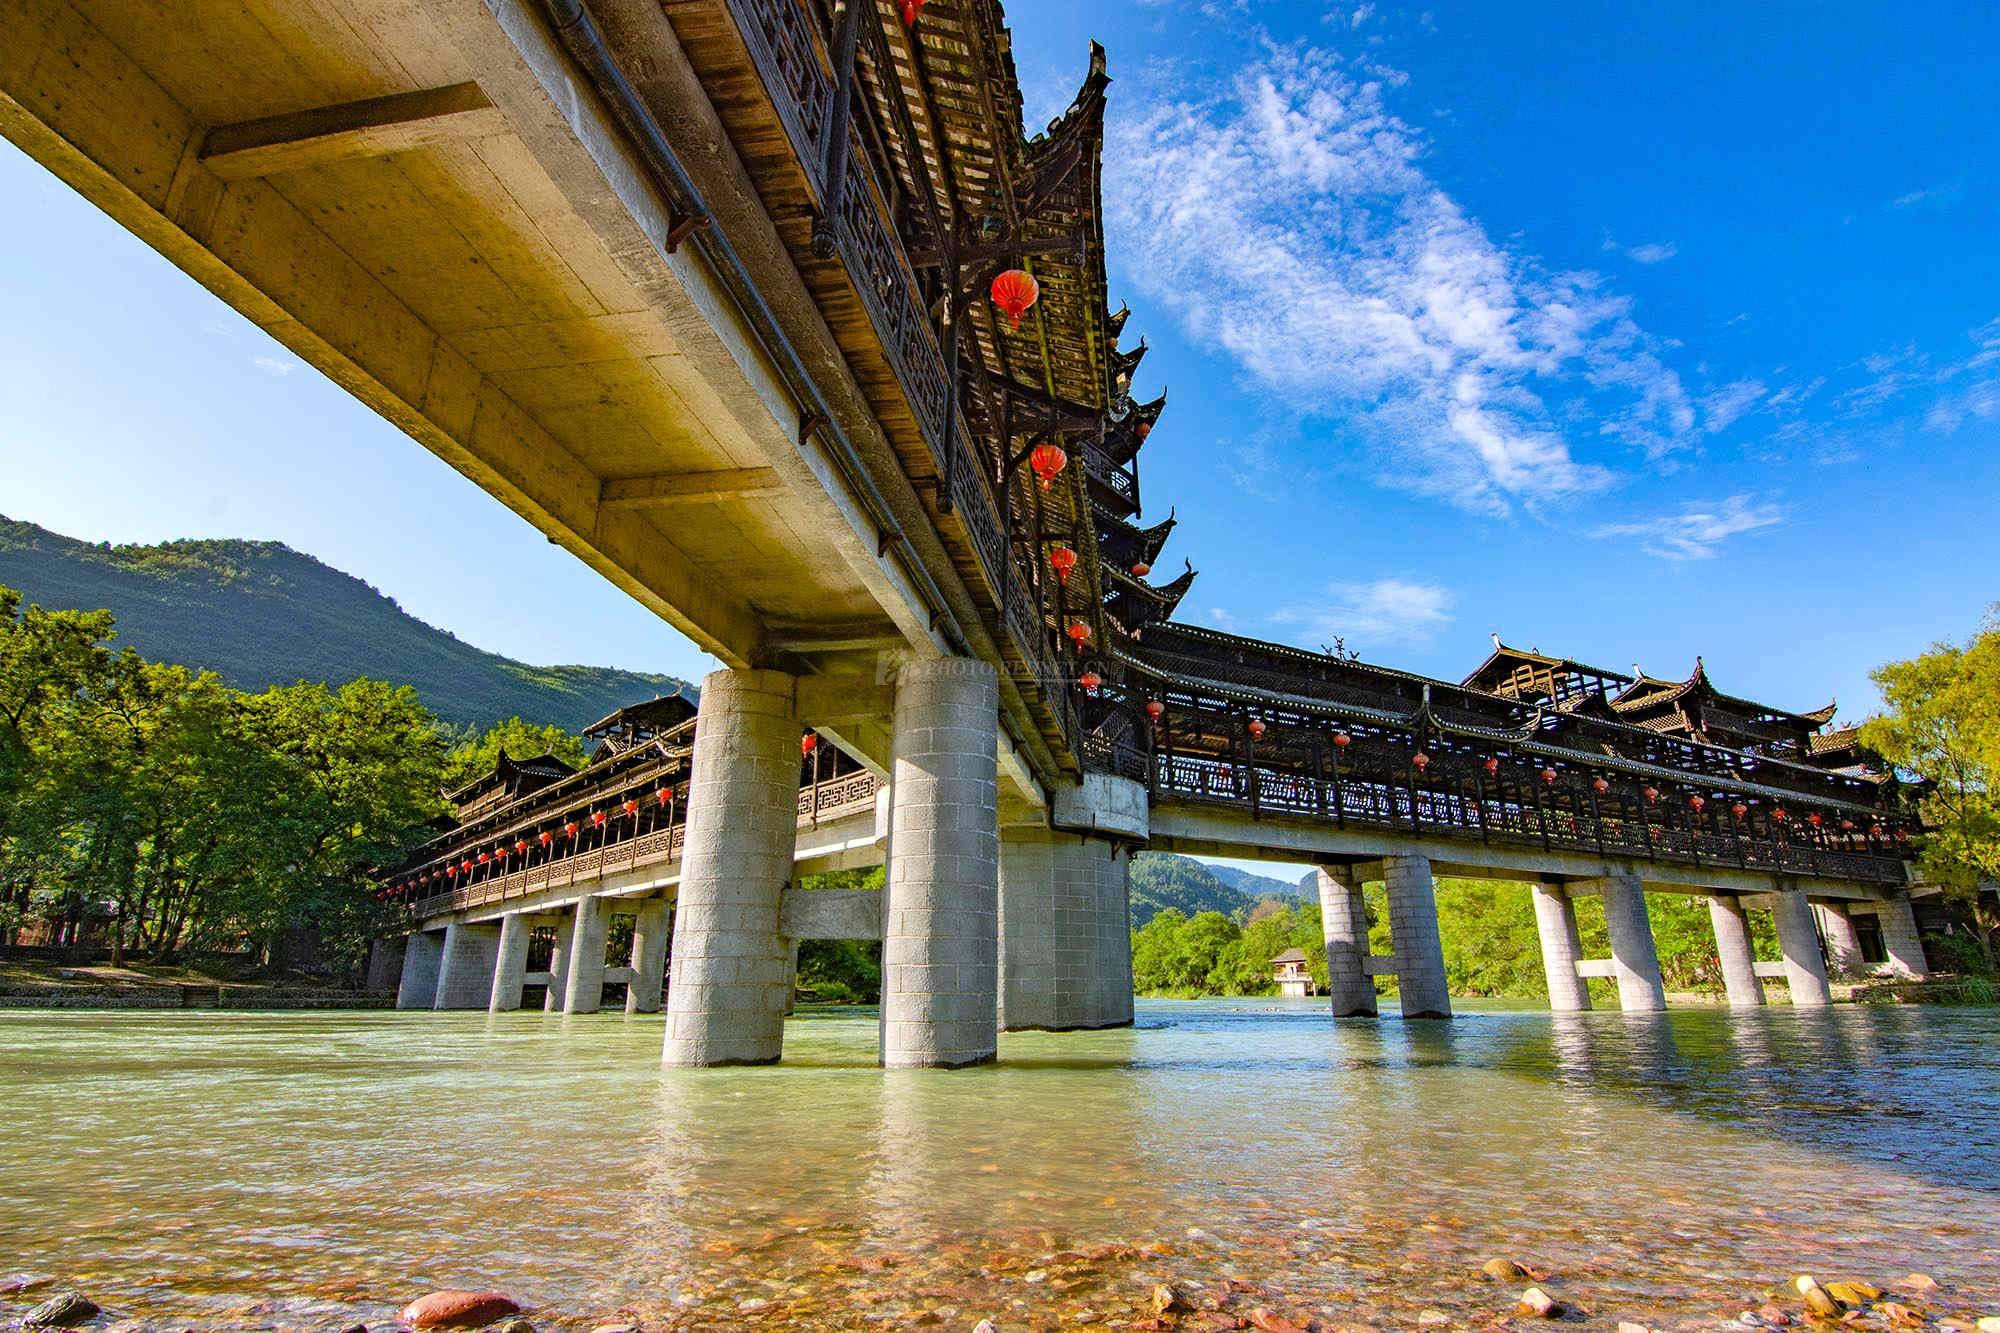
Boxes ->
[407,770,880,919]
[1151,752,1908,885]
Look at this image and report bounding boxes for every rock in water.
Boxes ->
[1892,1274,1938,1295]
[1974,1319,2000,1333]
[1152,1284,1187,1315]
[1481,1259,1526,1281]
[397,1291,522,1329]
[1825,1282,1881,1306]
[1517,1288,1558,1319]
[1247,1311,1307,1333]
[22,1291,100,1328]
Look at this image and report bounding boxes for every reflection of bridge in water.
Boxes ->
[9,0,1931,1066]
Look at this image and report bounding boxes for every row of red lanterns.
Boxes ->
[390,789,677,893]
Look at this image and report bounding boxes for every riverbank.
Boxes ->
[0,959,391,1009]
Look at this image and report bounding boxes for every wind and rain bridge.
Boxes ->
[2,0,1929,1065]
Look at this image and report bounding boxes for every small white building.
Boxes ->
[1272,948,1316,998]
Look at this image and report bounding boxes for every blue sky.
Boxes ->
[2,2,1995,774]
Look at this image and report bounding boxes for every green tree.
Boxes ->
[1861,611,2000,968]
[441,716,587,789]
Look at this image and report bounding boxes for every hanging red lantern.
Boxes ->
[1248,718,1267,740]
[1689,795,1705,813]
[477,851,490,864]
[1483,756,1501,777]
[1131,561,1151,578]
[1592,775,1610,795]
[1049,546,1077,584]
[623,799,639,816]
[1840,818,1855,831]
[1078,670,1102,695]
[461,860,473,874]
[1772,808,1788,822]
[1642,786,1660,804]
[565,820,580,838]
[591,810,607,826]
[1029,441,1068,490]
[899,0,924,24]
[1540,766,1559,786]
[1332,731,1351,749]
[1807,812,1823,828]
[446,865,459,878]
[801,732,818,758]
[1066,620,1092,653]
[539,830,553,845]
[515,839,529,855]
[990,269,1040,328]
[1870,823,1884,838]
[1732,803,1749,821]
[657,788,672,807]
[1412,751,1430,772]
[1145,699,1165,721]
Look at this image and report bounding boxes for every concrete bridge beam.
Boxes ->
[563,895,610,1015]
[1706,895,1766,1009]
[1771,888,1832,1007]
[1815,901,1866,979]
[882,657,1001,1068]
[1381,854,1451,1019]
[626,898,670,1014]
[489,913,531,1012]
[1315,864,1377,1018]
[396,930,443,1010]
[434,920,501,1009]
[1581,874,1667,1012]
[663,668,802,1066]
[1877,894,1929,978]
[1530,884,1591,1013]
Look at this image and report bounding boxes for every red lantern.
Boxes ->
[1642,787,1660,804]
[1772,808,1788,823]
[477,851,490,864]
[539,830,553,845]
[461,860,473,874]
[1689,795,1705,813]
[1131,561,1152,578]
[1247,719,1267,740]
[1483,756,1500,777]
[1049,546,1077,584]
[623,799,639,816]
[1029,442,1068,490]
[1332,731,1351,749]
[1592,776,1610,795]
[591,810,607,826]
[900,0,924,24]
[1540,766,1558,786]
[1412,751,1430,772]
[1145,699,1165,721]
[1066,620,1092,653]
[446,864,458,878]
[565,821,580,838]
[991,269,1040,328]
[1870,824,1884,838]
[1078,671,1102,695]
[657,789,671,807]
[801,732,818,758]
[1732,803,1749,821]
[1807,812,1823,828]
[515,839,529,855]
[1839,818,1855,831]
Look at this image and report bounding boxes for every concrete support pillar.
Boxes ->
[1815,902,1865,979]
[433,921,501,1009]
[1315,864,1377,1017]
[563,895,610,1015]
[999,827,1135,1032]
[882,657,1001,1068]
[543,912,575,1013]
[1530,884,1591,1013]
[626,898,670,1014]
[1771,887,1832,1007]
[1877,894,1929,979]
[1381,854,1450,1019]
[366,935,407,993]
[662,668,800,1066]
[395,931,443,1010]
[489,913,530,1012]
[1597,874,1667,1012]
[1706,895,1766,1008]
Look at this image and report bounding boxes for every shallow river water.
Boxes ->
[3,1001,1996,1331]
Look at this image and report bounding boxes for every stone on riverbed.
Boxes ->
[396,1290,522,1329]
[1517,1287,1559,1318]
[21,1290,99,1328]
[1480,1258,1527,1281]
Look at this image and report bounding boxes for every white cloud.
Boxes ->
[1700,379,1764,433]
[1590,494,1784,561]
[250,354,295,377]
[1624,241,1678,264]
[1272,576,1453,647]
[1107,44,1698,516]
[1892,184,1961,210]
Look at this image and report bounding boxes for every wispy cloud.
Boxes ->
[250,354,295,378]
[1603,237,1678,265]
[1891,184,1961,211]
[1108,44,1699,516]
[1272,576,1453,647]
[1590,494,1784,561]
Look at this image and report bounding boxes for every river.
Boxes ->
[3,1001,1996,1330]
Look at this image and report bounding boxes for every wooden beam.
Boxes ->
[599,468,786,508]
[198,84,507,180]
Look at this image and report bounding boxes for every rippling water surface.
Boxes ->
[3,1001,1996,1330]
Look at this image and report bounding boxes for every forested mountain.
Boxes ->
[1129,853,1261,924]
[0,517,690,731]
[1204,862,1312,902]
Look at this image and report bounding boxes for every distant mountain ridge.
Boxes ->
[0,516,692,732]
